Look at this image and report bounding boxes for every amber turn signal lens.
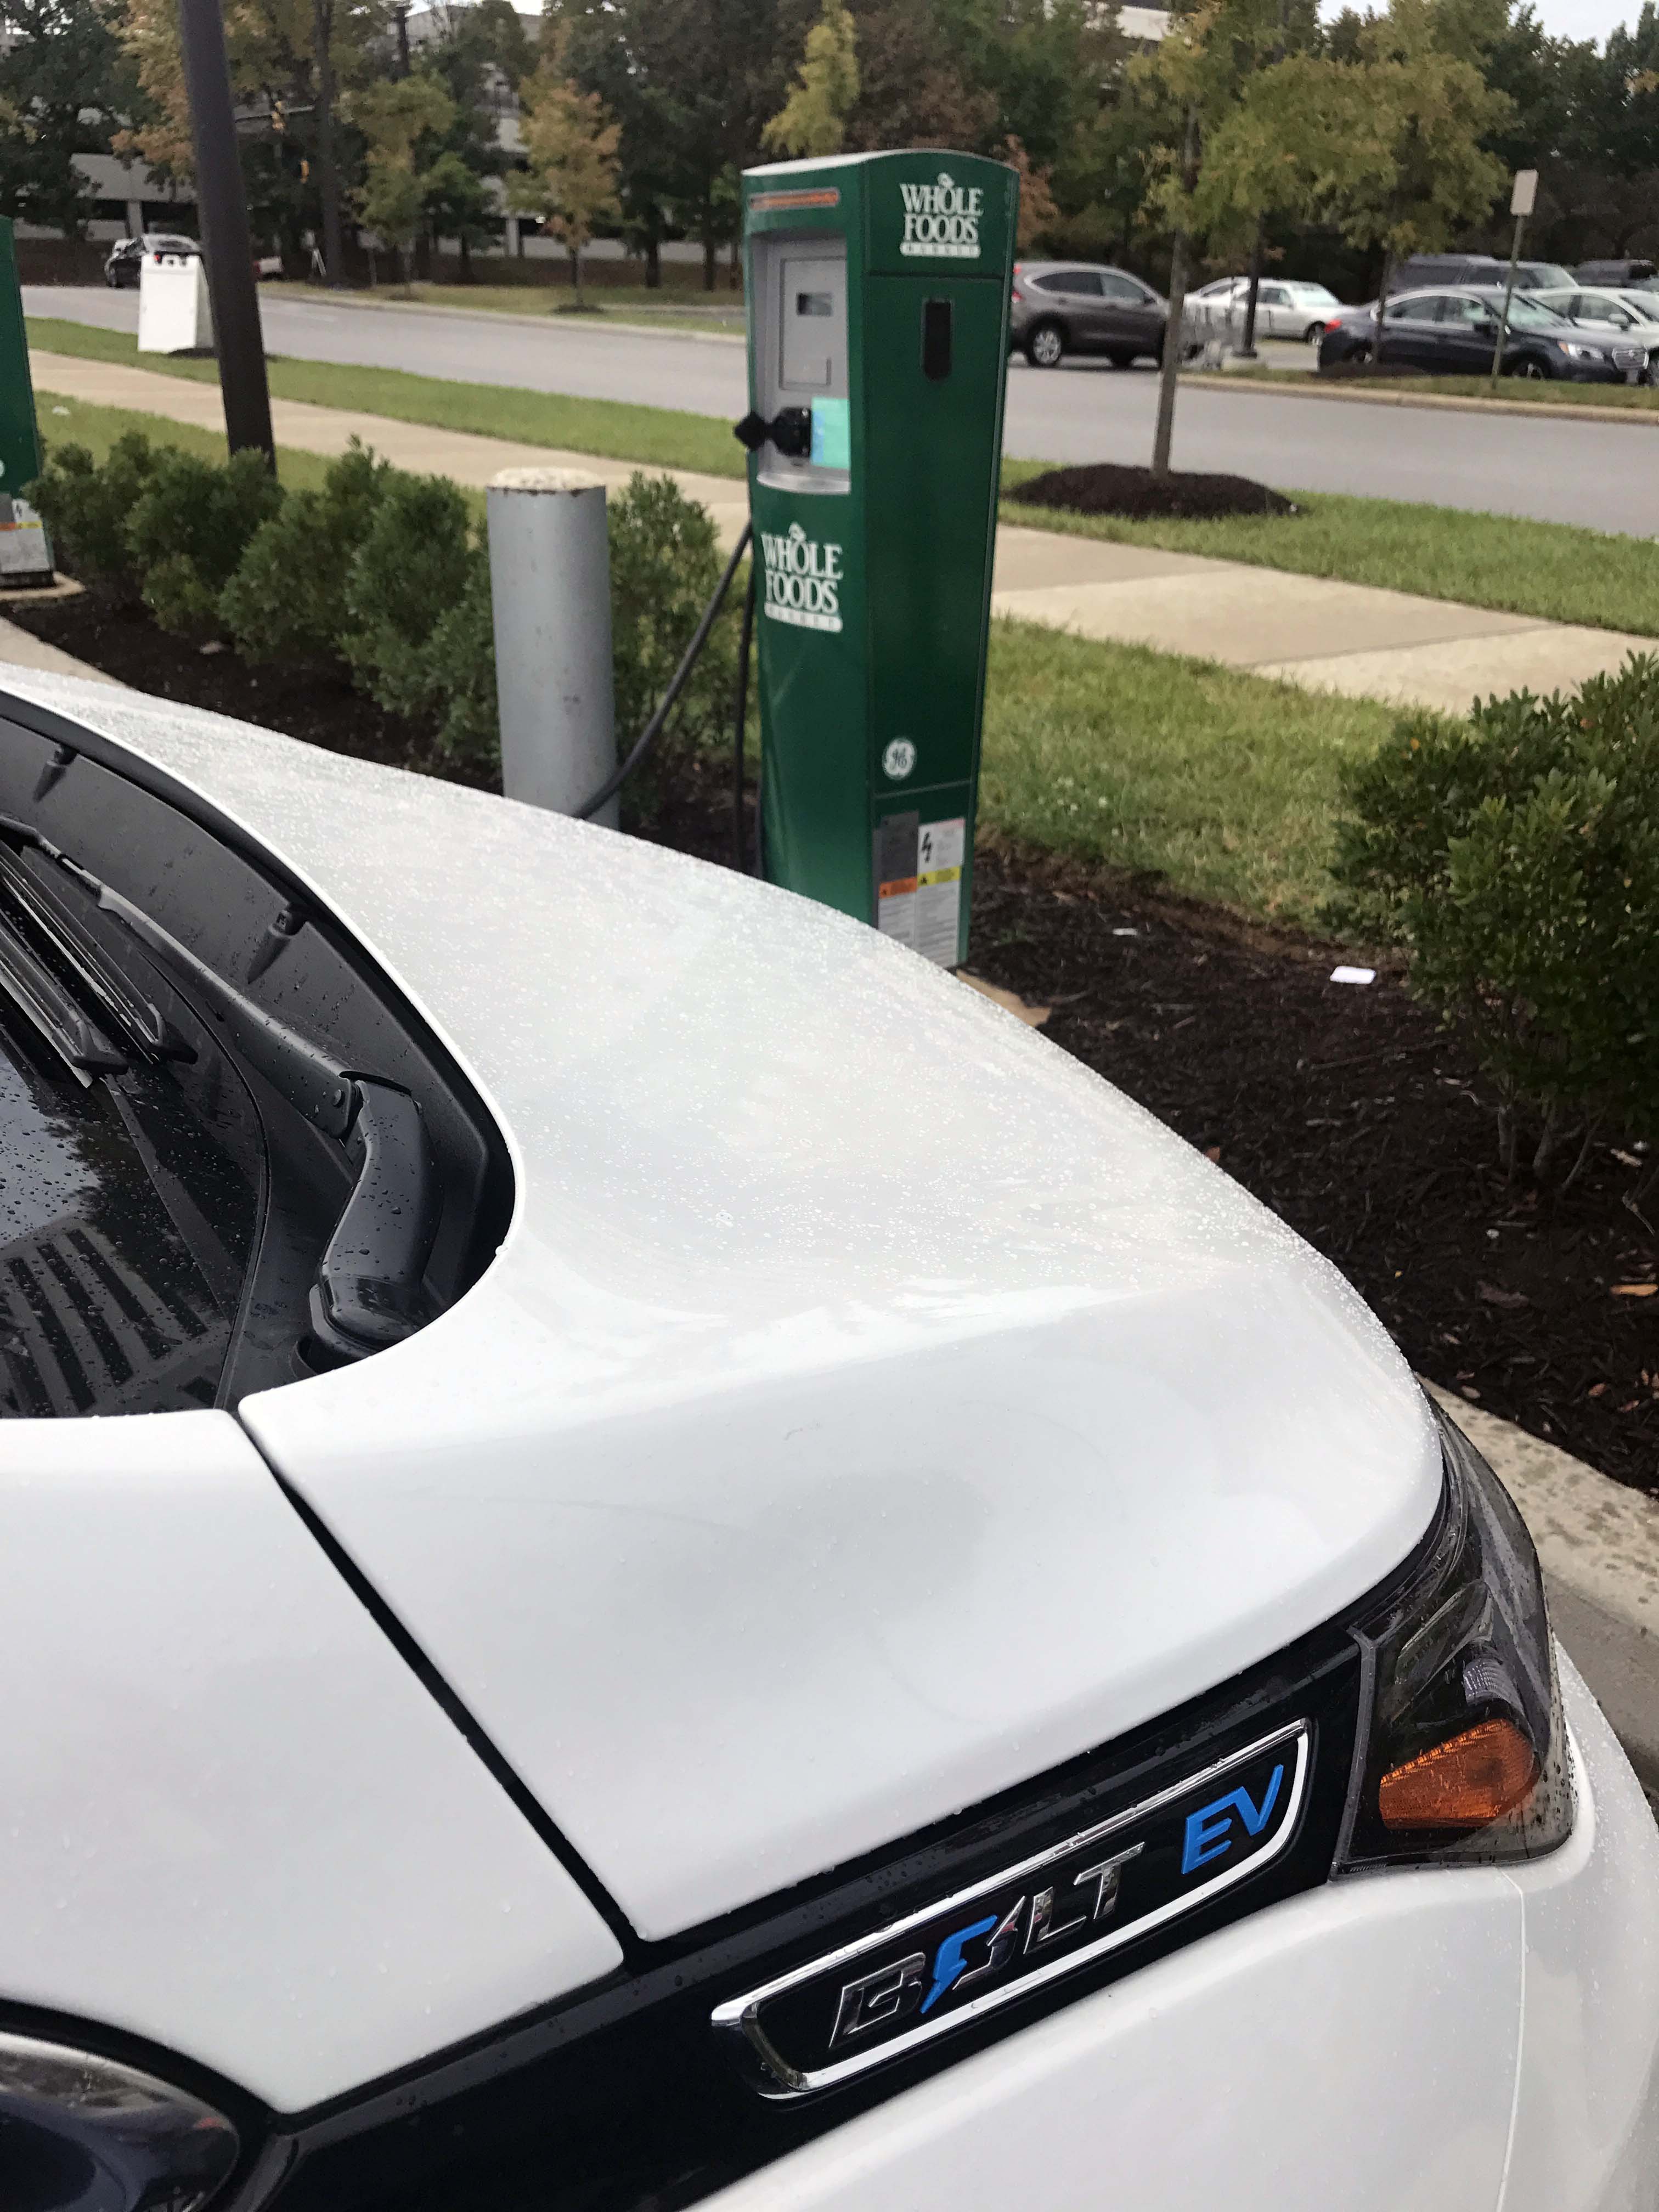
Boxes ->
[1379,1719,1540,1831]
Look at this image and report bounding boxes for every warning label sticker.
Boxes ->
[874,814,964,967]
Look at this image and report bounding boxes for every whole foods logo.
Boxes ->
[899,169,983,260]
[759,521,844,633]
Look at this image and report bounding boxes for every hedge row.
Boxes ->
[29,433,738,777]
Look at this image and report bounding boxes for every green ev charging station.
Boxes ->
[0,217,51,586]
[738,150,1017,967]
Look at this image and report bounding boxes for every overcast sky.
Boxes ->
[1520,0,1639,38]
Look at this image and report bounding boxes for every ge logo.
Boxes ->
[882,738,917,781]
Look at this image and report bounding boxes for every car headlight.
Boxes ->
[1335,1404,1574,1871]
[0,2032,239,2212]
[1558,340,1605,360]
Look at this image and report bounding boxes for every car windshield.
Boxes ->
[1520,264,1575,290]
[1289,284,1338,301]
[1502,295,1567,326]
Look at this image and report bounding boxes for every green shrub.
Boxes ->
[126,447,284,635]
[342,472,477,718]
[25,432,160,598]
[1329,655,1659,1177]
[221,439,391,665]
[608,472,738,766]
[425,546,498,770]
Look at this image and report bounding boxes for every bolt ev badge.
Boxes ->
[713,1722,1309,2097]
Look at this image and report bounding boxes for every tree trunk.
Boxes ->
[1239,217,1264,357]
[1373,249,1393,366]
[702,202,716,290]
[459,233,471,280]
[573,244,583,306]
[644,219,661,290]
[312,0,344,287]
[1150,106,1198,483]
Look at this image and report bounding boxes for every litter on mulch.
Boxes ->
[1008,462,1298,522]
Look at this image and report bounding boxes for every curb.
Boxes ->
[259,287,748,347]
[1180,368,1659,430]
[1425,1382,1659,1790]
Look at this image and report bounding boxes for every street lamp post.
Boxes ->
[178,0,275,466]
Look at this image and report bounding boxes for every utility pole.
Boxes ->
[1489,168,1538,393]
[178,0,275,466]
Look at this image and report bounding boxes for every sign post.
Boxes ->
[1489,168,1538,393]
[0,217,52,585]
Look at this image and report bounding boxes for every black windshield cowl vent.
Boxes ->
[308,1079,439,1363]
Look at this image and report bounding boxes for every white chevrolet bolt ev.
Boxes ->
[0,669,1654,2212]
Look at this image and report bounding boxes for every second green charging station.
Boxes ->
[740,150,1017,967]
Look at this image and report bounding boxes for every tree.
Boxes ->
[509,35,621,304]
[354,72,454,287]
[1001,133,1058,247]
[113,0,390,281]
[1133,0,1301,480]
[763,0,859,158]
[841,0,996,153]
[562,0,815,291]
[0,0,130,236]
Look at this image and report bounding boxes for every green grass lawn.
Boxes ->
[26,315,745,479]
[24,391,1396,929]
[1000,459,1659,639]
[1195,362,1659,413]
[980,618,1401,926]
[31,388,340,494]
[258,276,747,337]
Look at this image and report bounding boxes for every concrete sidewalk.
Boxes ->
[33,349,1652,719]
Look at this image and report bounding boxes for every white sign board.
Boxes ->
[138,254,214,355]
[1511,168,1539,218]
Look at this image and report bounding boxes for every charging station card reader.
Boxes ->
[740,151,1017,966]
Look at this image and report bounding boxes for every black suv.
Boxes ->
[103,233,200,288]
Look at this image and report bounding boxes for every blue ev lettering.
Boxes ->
[759,521,844,633]
[899,171,984,261]
[1181,1764,1285,1876]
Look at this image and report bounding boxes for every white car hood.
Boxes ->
[1,675,1441,1940]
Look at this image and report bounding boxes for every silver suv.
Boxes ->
[1009,261,1168,369]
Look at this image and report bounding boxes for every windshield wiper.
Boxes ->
[0,905,127,1082]
[0,812,439,1358]
[0,842,193,1063]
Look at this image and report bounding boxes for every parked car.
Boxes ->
[1318,286,1645,380]
[1384,252,1506,292]
[103,233,199,288]
[1187,275,1343,341]
[1008,261,1167,367]
[1528,284,1659,376]
[1576,257,1658,286]
[0,668,1656,2212]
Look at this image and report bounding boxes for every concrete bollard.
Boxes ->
[487,467,618,829]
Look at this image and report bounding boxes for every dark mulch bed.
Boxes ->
[2,591,494,789]
[1009,462,1297,521]
[9,589,1657,1494]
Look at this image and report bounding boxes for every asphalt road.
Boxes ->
[30,284,1659,537]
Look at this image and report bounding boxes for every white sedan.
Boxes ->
[0,667,1655,2212]
[1528,284,1659,378]
[1188,275,1343,341]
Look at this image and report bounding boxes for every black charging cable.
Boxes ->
[575,520,754,823]
[730,562,757,871]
